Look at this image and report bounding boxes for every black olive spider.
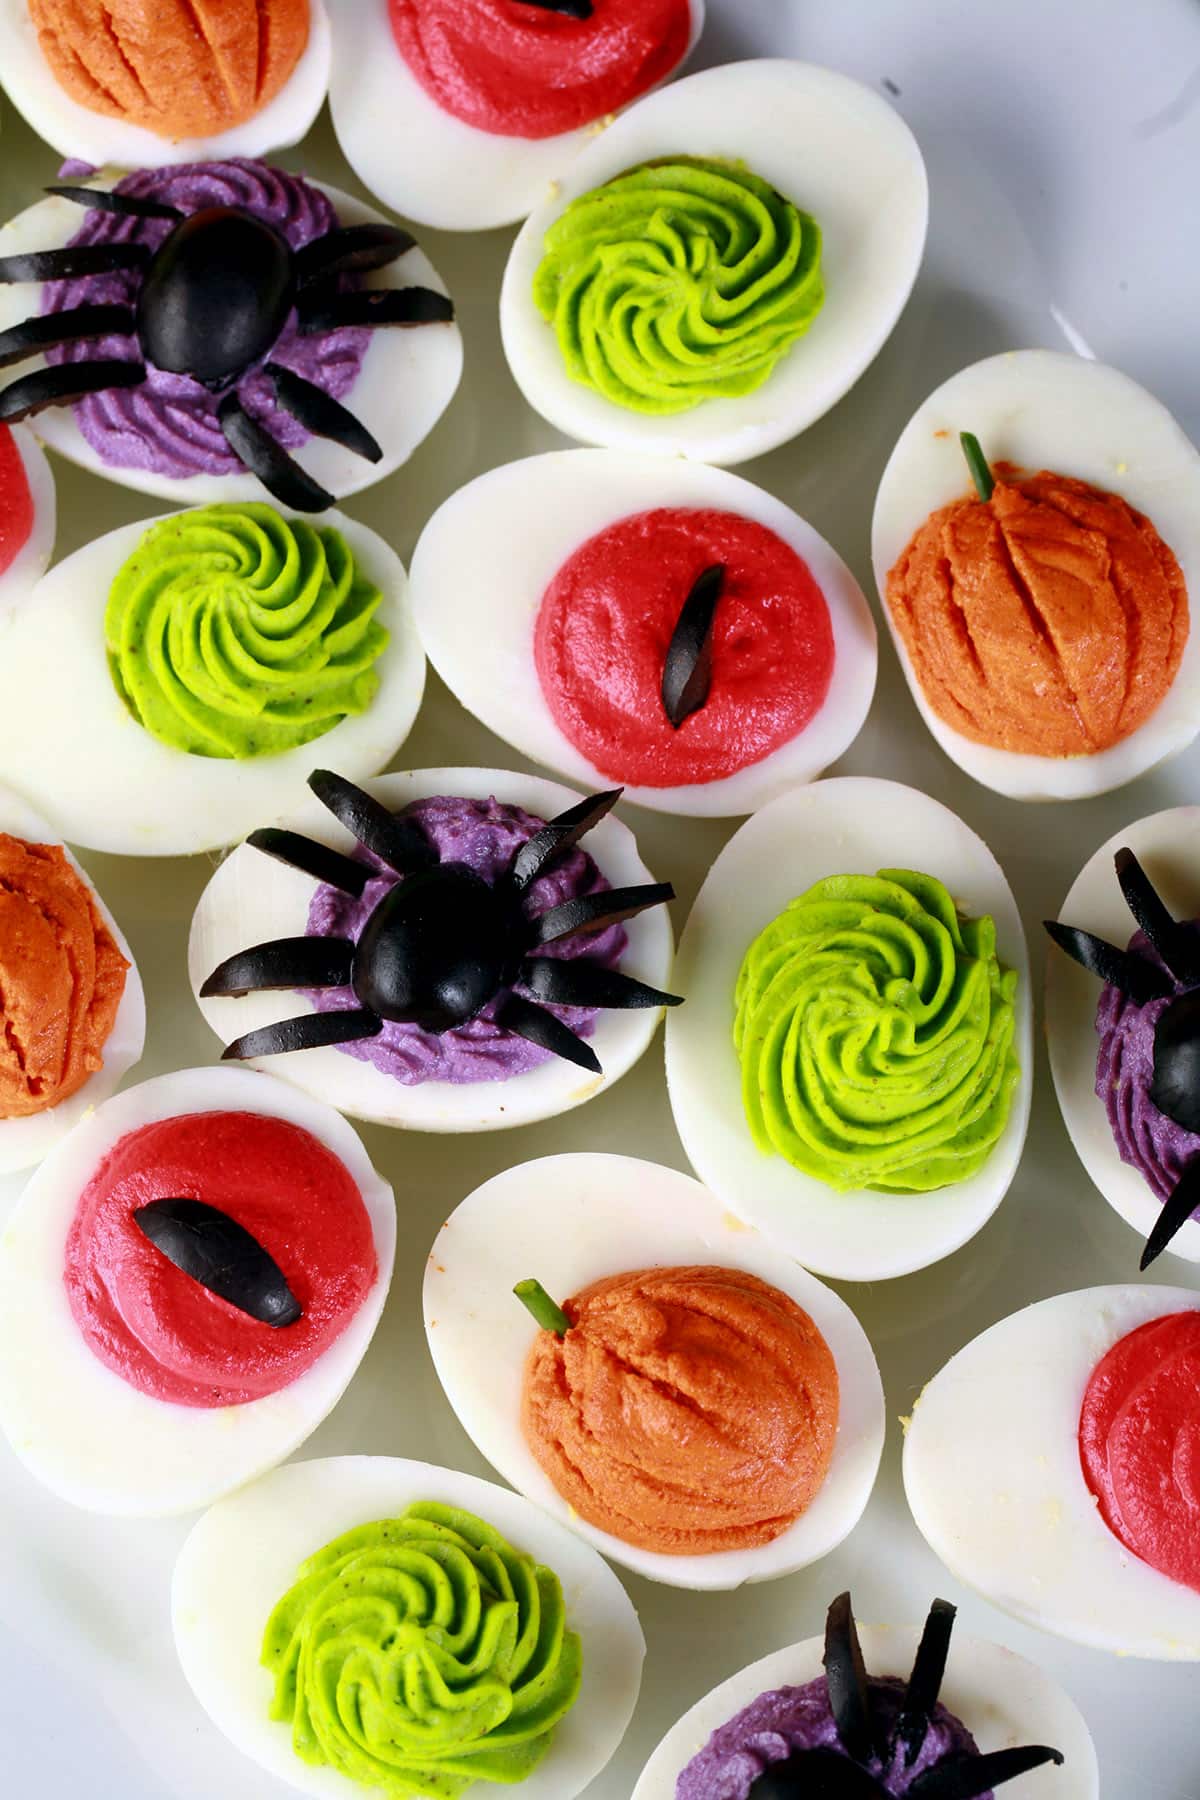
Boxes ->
[743,1593,1063,1800]
[0,182,454,512]
[202,772,682,1073]
[1046,845,1200,1269]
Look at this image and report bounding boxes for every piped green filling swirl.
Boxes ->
[262,1503,583,1798]
[734,871,1020,1193]
[532,156,824,415]
[105,503,388,759]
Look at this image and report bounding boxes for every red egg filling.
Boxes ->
[534,506,836,787]
[1079,1310,1200,1593]
[63,1111,377,1408]
[0,425,35,582]
[387,0,691,140]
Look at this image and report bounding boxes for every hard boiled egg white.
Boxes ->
[329,0,704,232]
[409,449,877,817]
[424,1152,884,1590]
[0,507,424,857]
[501,59,928,463]
[172,1454,644,1800]
[0,1066,395,1516]
[0,422,54,612]
[0,785,144,1174]
[871,349,1200,800]
[0,0,331,168]
[1047,806,1200,1266]
[903,1284,1200,1659]
[189,767,676,1131]
[0,179,462,508]
[632,1619,1098,1800]
[665,776,1032,1281]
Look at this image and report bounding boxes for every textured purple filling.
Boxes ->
[42,159,368,479]
[305,794,628,1085]
[1096,924,1200,1209]
[675,1676,989,1800]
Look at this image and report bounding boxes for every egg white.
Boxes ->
[632,1619,1098,1800]
[0,422,55,613]
[0,1066,396,1516]
[409,449,877,817]
[0,507,424,857]
[871,349,1200,801]
[0,784,144,1175]
[664,776,1032,1282]
[0,178,462,507]
[0,0,331,168]
[903,1284,1200,1659]
[424,1152,884,1590]
[189,766,676,1131]
[500,59,928,463]
[1046,806,1200,1266]
[329,0,705,232]
[172,1453,645,1800]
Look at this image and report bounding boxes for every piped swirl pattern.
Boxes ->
[532,157,824,415]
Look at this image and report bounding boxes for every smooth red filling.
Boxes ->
[1079,1310,1200,1593]
[534,506,836,787]
[387,0,691,139]
[0,425,34,581]
[64,1111,377,1409]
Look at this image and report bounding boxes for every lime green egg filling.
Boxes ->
[105,502,388,760]
[733,870,1020,1193]
[532,155,824,416]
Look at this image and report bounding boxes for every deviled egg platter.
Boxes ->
[903,1284,1200,1660]
[0,1066,395,1515]
[330,0,705,231]
[410,449,877,817]
[0,784,144,1175]
[501,58,928,463]
[872,349,1200,801]
[0,163,462,510]
[1046,807,1200,1269]
[665,776,1031,1282]
[0,0,331,167]
[190,767,679,1132]
[0,420,54,611]
[172,1454,644,1800]
[632,1589,1098,1800]
[424,1152,884,1591]
[0,499,424,856]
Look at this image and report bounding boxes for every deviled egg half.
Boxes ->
[665,777,1031,1282]
[0,1066,395,1516]
[0,165,462,509]
[501,58,928,463]
[410,449,877,816]
[633,1590,1097,1799]
[173,1454,644,1800]
[190,767,678,1132]
[0,785,144,1175]
[330,0,704,232]
[0,501,424,856]
[0,0,331,167]
[904,1284,1200,1660]
[424,1152,884,1591]
[0,420,54,611]
[1047,807,1200,1269]
[872,349,1200,800]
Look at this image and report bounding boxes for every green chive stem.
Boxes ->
[960,430,995,502]
[514,1278,571,1338]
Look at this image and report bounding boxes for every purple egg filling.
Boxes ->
[41,159,369,479]
[1096,924,1200,1209]
[304,794,628,1085]
[674,1676,989,1800]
